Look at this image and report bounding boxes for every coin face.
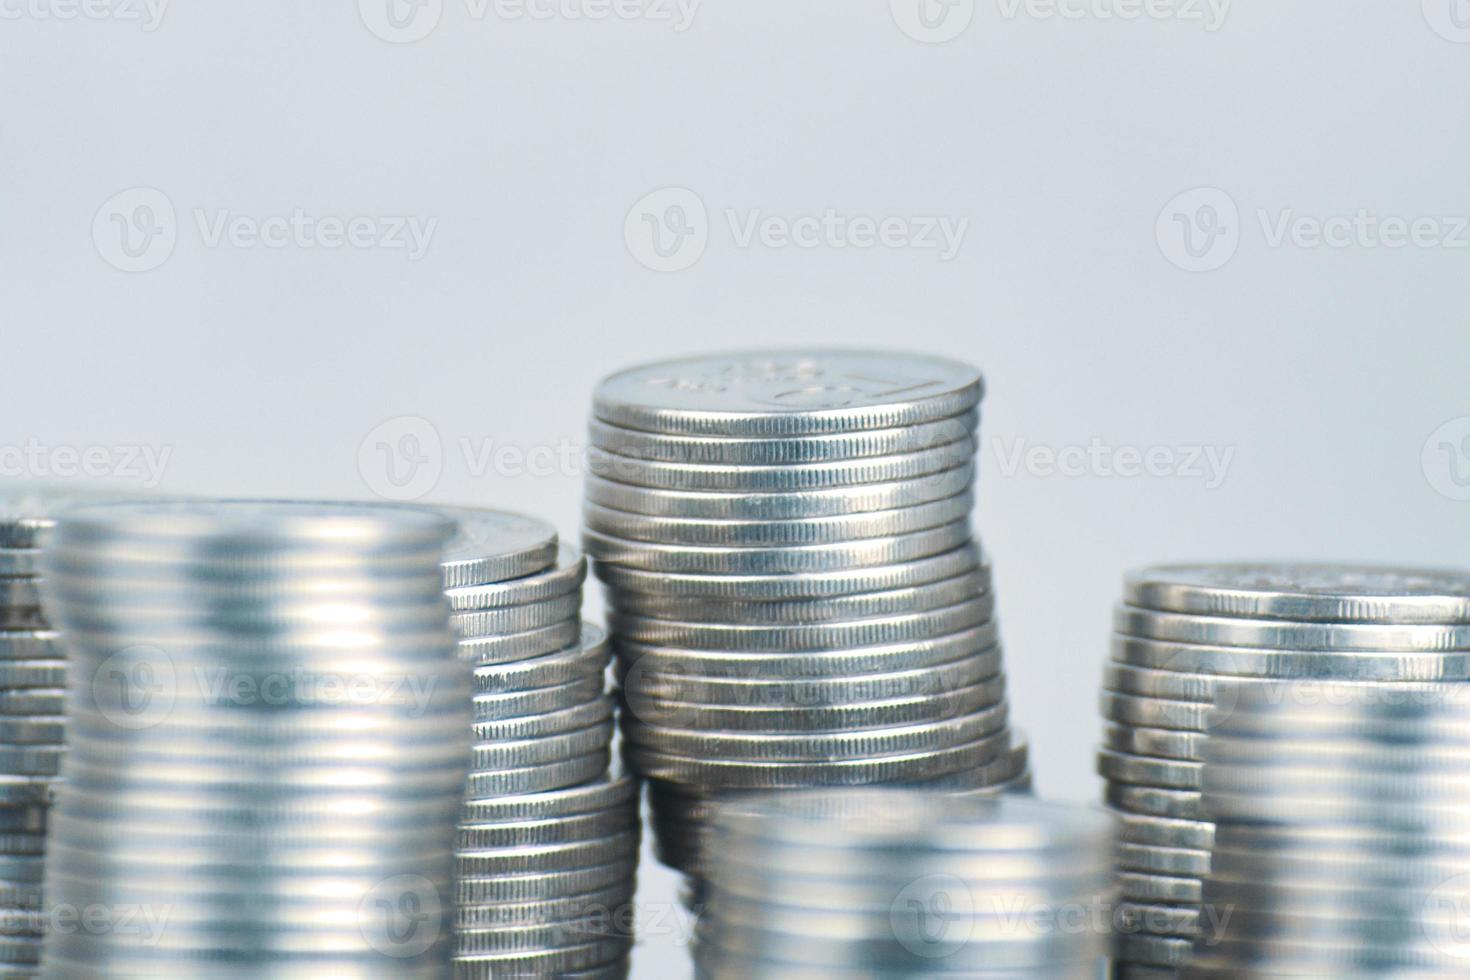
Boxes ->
[593,350,984,436]
[437,507,559,586]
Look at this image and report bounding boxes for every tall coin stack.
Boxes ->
[437,508,639,979]
[1180,680,1470,977]
[583,351,1030,884]
[38,501,472,978]
[695,789,1114,978]
[1097,564,1470,977]
[0,485,135,978]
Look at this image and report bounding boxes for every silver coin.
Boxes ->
[0,579,41,611]
[444,544,585,611]
[468,722,614,772]
[583,493,973,548]
[460,773,637,824]
[588,410,979,464]
[0,747,64,778]
[1105,784,1206,821]
[585,521,972,576]
[0,483,144,550]
[622,677,1007,734]
[472,697,614,743]
[592,543,982,601]
[453,937,631,975]
[456,831,640,877]
[463,752,611,798]
[622,707,1011,763]
[1101,723,1206,762]
[1104,663,1228,703]
[1113,932,1194,967]
[455,859,638,904]
[624,738,1008,789]
[472,638,609,695]
[452,594,583,639]
[456,810,639,851]
[0,663,66,692]
[457,619,583,667]
[1116,902,1200,938]
[0,552,39,577]
[1115,841,1211,876]
[1118,871,1204,905]
[591,351,984,437]
[1098,749,1204,791]
[472,677,606,722]
[609,568,989,626]
[614,628,1002,679]
[1115,813,1215,851]
[0,635,61,663]
[585,439,974,493]
[436,506,558,588]
[1117,604,1470,652]
[623,657,1002,710]
[1125,562,1470,625]
[584,465,976,520]
[1111,634,1470,681]
[609,597,992,653]
[1100,691,1210,732]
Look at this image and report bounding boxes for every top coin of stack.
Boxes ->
[695,788,1114,979]
[436,507,639,980]
[1183,679,1470,978]
[0,484,140,979]
[38,500,472,979]
[1097,563,1470,977]
[583,351,1030,882]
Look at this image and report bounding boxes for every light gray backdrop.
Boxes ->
[5,0,1469,973]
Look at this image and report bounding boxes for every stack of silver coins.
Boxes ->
[438,508,638,979]
[1097,564,1470,977]
[695,789,1114,978]
[37,500,472,978]
[1183,680,1470,978]
[582,351,1029,883]
[0,485,136,977]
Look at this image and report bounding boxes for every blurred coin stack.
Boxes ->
[0,485,136,978]
[1183,679,1470,978]
[582,351,1030,885]
[696,789,1114,978]
[438,508,638,979]
[38,500,472,978]
[1098,564,1470,977]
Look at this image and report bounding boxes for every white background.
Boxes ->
[5,0,1470,973]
